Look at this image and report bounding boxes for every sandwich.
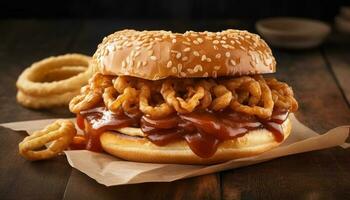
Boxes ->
[69,29,298,164]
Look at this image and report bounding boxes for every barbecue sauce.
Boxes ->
[73,107,289,158]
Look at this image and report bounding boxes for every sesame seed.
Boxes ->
[213,45,219,50]
[183,47,191,52]
[220,40,226,44]
[182,56,188,61]
[193,40,199,45]
[171,50,179,54]
[230,59,236,65]
[206,58,212,62]
[213,40,219,44]
[180,72,187,77]
[194,64,203,72]
[197,38,203,43]
[150,56,157,61]
[176,52,182,59]
[201,55,207,61]
[193,51,200,56]
[212,71,217,78]
[215,53,221,59]
[214,65,221,70]
[172,39,176,43]
[187,68,194,74]
[222,44,229,49]
[182,41,191,46]
[178,63,183,71]
[172,67,178,73]
[167,61,172,68]
[225,52,231,57]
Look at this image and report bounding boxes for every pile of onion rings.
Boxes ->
[70,73,298,119]
[16,54,93,109]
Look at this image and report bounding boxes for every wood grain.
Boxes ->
[0,20,78,200]
[64,170,220,200]
[221,48,350,199]
[323,32,350,106]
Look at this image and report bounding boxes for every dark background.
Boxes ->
[0,0,349,21]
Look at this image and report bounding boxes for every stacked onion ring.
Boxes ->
[16,54,93,109]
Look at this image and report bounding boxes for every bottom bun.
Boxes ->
[100,117,291,165]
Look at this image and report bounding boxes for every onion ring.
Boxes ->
[103,86,138,112]
[17,90,80,109]
[139,83,174,118]
[16,54,93,109]
[266,78,299,112]
[71,74,297,118]
[161,79,205,113]
[210,85,232,111]
[18,120,76,161]
[69,73,112,113]
[16,54,92,96]
[227,76,274,119]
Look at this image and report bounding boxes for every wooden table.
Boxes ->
[0,19,349,200]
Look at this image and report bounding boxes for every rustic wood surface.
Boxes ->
[0,20,349,200]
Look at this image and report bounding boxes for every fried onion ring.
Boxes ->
[161,79,205,113]
[17,90,80,109]
[18,120,76,161]
[69,73,112,113]
[103,86,138,112]
[16,54,93,109]
[139,83,174,118]
[211,85,232,111]
[16,54,92,96]
[70,73,297,118]
[266,78,299,112]
[225,75,274,119]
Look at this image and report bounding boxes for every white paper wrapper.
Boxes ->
[1,114,349,186]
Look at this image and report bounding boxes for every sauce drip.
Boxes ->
[74,107,289,158]
[76,107,140,152]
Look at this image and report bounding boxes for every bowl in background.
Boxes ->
[256,17,331,49]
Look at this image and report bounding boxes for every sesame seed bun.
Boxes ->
[93,29,276,80]
[100,117,291,165]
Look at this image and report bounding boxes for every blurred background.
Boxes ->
[0,0,348,21]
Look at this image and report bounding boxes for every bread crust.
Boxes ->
[93,29,276,80]
[100,117,291,164]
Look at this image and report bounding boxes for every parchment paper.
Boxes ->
[1,114,349,186]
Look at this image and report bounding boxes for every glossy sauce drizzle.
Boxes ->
[74,107,289,158]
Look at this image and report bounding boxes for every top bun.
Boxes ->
[93,29,276,80]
